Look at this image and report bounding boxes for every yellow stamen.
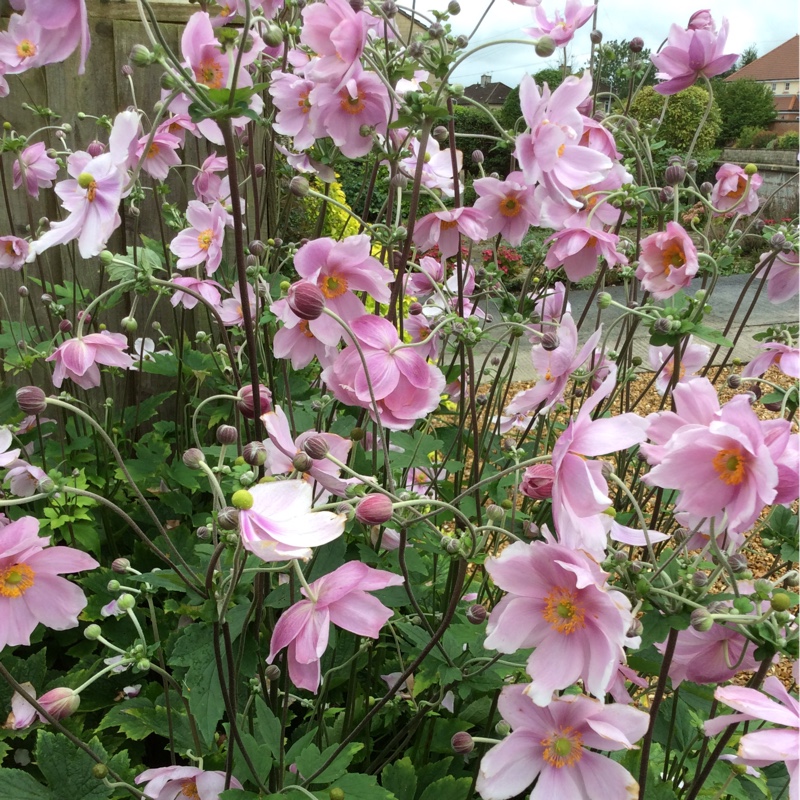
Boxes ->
[197,229,214,251]
[339,89,366,115]
[147,143,160,159]
[712,447,747,486]
[195,59,225,89]
[440,219,458,231]
[541,727,584,768]
[542,586,586,634]
[499,197,521,218]
[320,273,348,299]
[17,39,36,59]
[0,563,35,598]
[180,781,200,799]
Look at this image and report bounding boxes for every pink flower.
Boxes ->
[192,153,227,203]
[766,250,799,305]
[413,208,489,259]
[505,314,602,417]
[269,70,320,151]
[400,137,462,199]
[523,0,595,46]
[473,172,538,246]
[643,394,779,535]
[135,766,242,800]
[218,282,256,327]
[704,676,799,798]
[484,539,637,704]
[13,142,59,198]
[20,0,90,73]
[28,111,139,259]
[312,68,391,158]
[268,561,403,692]
[0,13,46,73]
[476,685,648,800]
[658,613,759,686]
[262,405,353,501]
[648,336,710,394]
[0,236,28,270]
[742,341,800,380]
[544,226,627,282]
[238,480,346,563]
[10,685,80,728]
[651,16,738,95]
[711,163,762,216]
[5,460,48,497]
[405,256,445,299]
[322,314,446,431]
[136,129,182,182]
[47,331,133,390]
[169,277,223,310]
[0,429,21,469]
[635,221,699,299]
[550,368,647,559]
[271,298,339,370]
[0,516,98,651]
[516,73,612,192]
[170,200,228,275]
[519,464,555,499]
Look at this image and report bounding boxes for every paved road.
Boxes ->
[477,274,798,382]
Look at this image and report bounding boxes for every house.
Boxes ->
[458,75,514,110]
[725,35,799,133]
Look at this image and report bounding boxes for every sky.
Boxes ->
[413,0,799,88]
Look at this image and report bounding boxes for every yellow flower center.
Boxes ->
[727,176,747,200]
[196,58,225,89]
[147,143,160,159]
[712,447,747,485]
[297,90,312,115]
[197,229,214,251]
[499,197,521,218]
[661,242,686,276]
[557,143,566,158]
[320,273,348,299]
[440,219,458,231]
[542,587,586,634]
[17,39,36,58]
[4,241,14,255]
[299,320,315,338]
[0,563,35,598]
[339,89,366,115]
[180,781,200,799]
[541,726,584,768]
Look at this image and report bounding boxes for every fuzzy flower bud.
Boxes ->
[39,688,80,720]
[237,385,272,419]
[216,424,238,446]
[182,448,206,469]
[472,149,484,165]
[629,37,644,53]
[690,607,714,632]
[302,436,330,460]
[290,176,310,197]
[540,331,560,351]
[665,164,686,186]
[287,281,326,321]
[691,571,709,588]
[218,506,241,529]
[466,604,487,625]
[597,292,612,309]
[590,29,603,44]
[84,624,102,640]
[535,35,556,57]
[451,732,474,754]
[129,44,155,67]
[112,558,131,574]
[243,440,267,466]
[265,664,281,681]
[292,452,313,473]
[355,494,394,525]
[16,386,47,415]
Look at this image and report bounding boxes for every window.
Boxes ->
[786,82,791,92]
[772,83,777,91]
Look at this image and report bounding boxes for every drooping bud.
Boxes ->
[263,24,283,47]
[451,731,474,754]
[218,506,241,529]
[237,384,272,419]
[597,291,612,309]
[303,435,329,460]
[216,424,238,446]
[112,557,131,574]
[287,281,326,321]
[17,386,47,415]
[540,331,560,351]
[243,440,267,466]
[535,35,556,57]
[38,688,80,720]
[447,0,461,13]
[289,176,310,197]
[182,448,206,469]
[466,604,487,625]
[690,607,714,632]
[129,44,155,67]
[292,452,313,473]
[355,494,394,525]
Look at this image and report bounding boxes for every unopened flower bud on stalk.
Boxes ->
[117,593,136,611]
[690,607,714,632]
[112,558,130,574]
[451,731,474,754]
[243,440,267,466]
[292,452,313,473]
[466,604,487,624]
[629,37,644,52]
[38,688,80,720]
[182,448,206,469]
[288,281,326,320]
[303,436,329,460]
[665,164,686,185]
[355,494,394,525]
[17,386,47,415]
[535,35,556,57]
[290,176,310,197]
[216,424,238,445]
[590,29,603,44]
[218,506,241,529]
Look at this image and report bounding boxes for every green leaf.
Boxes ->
[691,324,733,348]
[418,776,471,800]
[297,742,364,785]
[321,773,396,800]
[97,697,197,753]
[220,792,260,800]
[0,769,53,799]
[36,731,109,800]
[381,758,416,800]
[0,649,47,712]
[233,730,272,788]
[255,697,282,759]
[170,623,225,744]
[416,758,453,789]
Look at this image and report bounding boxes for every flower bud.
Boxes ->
[129,44,155,67]
[381,0,397,17]
[117,593,136,611]
[182,448,206,469]
[432,125,449,142]
[541,331,560,351]
[92,764,109,780]
[686,158,698,172]
[355,494,393,525]
[218,506,241,529]
[471,149,484,164]
[263,24,283,47]
[654,317,672,334]
[728,553,748,573]
[409,302,423,316]
[771,591,792,612]
[237,384,272,419]
[87,140,105,158]
[231,490,254,510]
[629,37,644,53]
[495,720,511,736]
[288,281,326,321]
[292,452,313,473]
[597,292,612,309]
[726,374,742,389]
[17,386,47,415]
[466,604,487,625]
[216,424,238,446]
[243,440,267,466]
[58,319,73,334]
[84,624,102,640]
[196,525,211,540]
[700,181,713,197]
[290,176,310,197]
[590,29,603,44]
[535,35,556,57]
[665,164,686,186]
[451,732,474,754]
[447,0,461,13]
[303,435,329,460]
[350,427,365,441]
[691,571,708,588]
[428,21,444,38]
[455,34,469,48]
[112,558,130,574]
[520,463,556,500]
[659,186,674,203]
[265,664,281,681]
[38,688,80,720]
[690,607,714,632]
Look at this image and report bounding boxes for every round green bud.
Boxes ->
[116,593,136,611]
[77,172,95,189]
[84,624,102,640]
[232,489,254,510]
[107,579,121,592]
[744,163,758,176]
[771,591,792,612]
[330,789,345,800]
[100,250,114,265]
[91,764,109,779]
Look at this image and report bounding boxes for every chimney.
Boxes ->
[480,74,491,87]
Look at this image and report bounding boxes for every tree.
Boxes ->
[589,39,655,102]
[711,78,777,145]
[739,44,759,68]
[630,84,722,153]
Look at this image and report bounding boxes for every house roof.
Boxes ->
[775,95,799,112]
[725,35,799,82]
[461,81,513,106]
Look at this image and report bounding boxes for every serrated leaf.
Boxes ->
[36,731,109,800]
[381,758,416,800]
[0,768,53,799]
[691,324,733,348]
[297,742,364,785]
[255,697,282,759]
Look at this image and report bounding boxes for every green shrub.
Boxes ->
[630,84,722,153]
[776,131,800,150]
[736,126,760,148]
[452,105,513,178]
[751,130,777,149]
[710,78,777,145]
